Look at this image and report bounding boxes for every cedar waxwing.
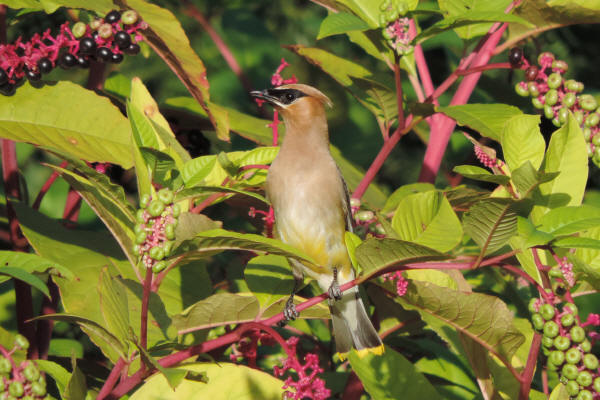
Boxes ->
[250,84,384,358]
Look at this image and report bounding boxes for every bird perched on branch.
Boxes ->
[250,84,384,358]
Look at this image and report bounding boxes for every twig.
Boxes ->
[32,161,68,210]
[393,55,405,133]
[518,333,541,400]
[96,357,127,400]
[140,267,153,352]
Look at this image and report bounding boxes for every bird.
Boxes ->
[250,83,384,358]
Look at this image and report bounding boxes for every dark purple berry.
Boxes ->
[525,66,539,81]
[96,47,113,62]
[77,56,90,68]
[508,47,523,67]
[59,53,77,69]
[25,68,41,81]
[114,31,132,49]
[37,57,53,74]
[123,43,140,55]
[0,69,7,86]
[0,82,15,96]
[111,52,124,64]
[79,37,97,54]
[105,10,121,24]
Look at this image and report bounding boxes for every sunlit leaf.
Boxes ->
[463,198,517,256]
[539,205,600,236]
[0,266,49,297]
[318,12,370,39]
[436,104,523,142]
[453,165,510,185]
[501,114,545,172]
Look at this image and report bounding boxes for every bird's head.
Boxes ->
[250,84,332,123]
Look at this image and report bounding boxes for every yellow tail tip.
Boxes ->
[337,345,385,361]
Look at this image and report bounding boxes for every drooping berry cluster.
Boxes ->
[134,188,180,274]
[0,9,146,95]
[0,335,48,399]
[509,48,600,166]
[350,198,385,238]
[379,0,412,56]
[530,300,600,399]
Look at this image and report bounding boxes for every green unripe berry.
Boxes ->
[121,10,139,25]
[396,1,408,16]
[528,298,539,314]
[90,18,102,30]
[30,381,46,396]
[578,370,594,387]
[586,113,600,127]
[561,92,576,109]
[71,22,87,38]
[561,313,576,328]
[562,363,579,380]
[134,223,145,235]
[580,95,598,111]
[532,97,544,109]
[152,260,167,273]
[549,267,563,278]
[532,313,545,331]
[157,188,174,204]
[566,379,580,396]
[566,347,582,364]
[583,354,598,370]
[552,117,562,127]
[165,224,176,240]
[589,145,595,157]
[577,390,593,400]
[542,335,555,349]
[356,210,375,222]
[0,357,11,374]
[140,194,151,208]
[14,333,29,349]
[23,363,40,382]
[171,204,181,218]
[547,73,563,89]
[549,350,565,366]
[575,110,585,125]
[147,199,165,217]
[382,27,393,39]
[136,209,145,223]
[593,135,600,146]
[8,381,23,397]
[593,377,600,393]
[552,60,569,72]
[566,79,579,91]
[379,14,388,27]
[581,339,592,353]
[163,241,174,257]
[571,326,586,343]
[544,104,555,119]
[554,335,571,351]
[527,82,540,97]
[149,246,164,261]
[584,127,592,142]
[132,244,140,254]
[540,304,556,320]
[558,107,569,124]
[98,23,113,39]
[543,320,559,338]
[565,303,579,316]
[515,82,529,97]
[135,231,147,245]
[538,52,555,64]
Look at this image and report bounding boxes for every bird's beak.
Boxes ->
[250,89,280,106]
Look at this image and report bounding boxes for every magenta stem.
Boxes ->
[33,160,68,210]
[140,266,153,352]
[96,357,127,400]
[519,333,541,400]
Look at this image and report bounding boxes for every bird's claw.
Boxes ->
[280,296,299,326]
[328,281,342,301]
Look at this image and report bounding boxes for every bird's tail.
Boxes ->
[329,287,384,359]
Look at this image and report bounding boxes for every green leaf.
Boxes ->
[453,165,511,185]
[355,238,449,280]
[548,383,569,400]
[517,216,554,248]
[173,212,221,247]
[34,313,126,359]
[516,0,600,26]
[48,338,84,358]
[331,0,381,27]
[175,186,268,206]
[2,0,42,9]
[38,0,113,13]
[382,183,436,213]
[130,363,285,400]
[65,355,87,400]
[181,155,218,187]
[98,268,130,346]
[398,280,525,365]
[554,237,600,250]
[172,293,259,334]
[121,0,222,136]
[0,82,133,167]
[392,191,463,252]
[318,12,370,39]
[134,342,188,390]
[0,251,73,283]
[437,0,515,39]
[501,114,545,172]
[244,255,294,310]
[511,161,560,199]
[436,104,523,142]
[463,198,517,256]
[0,266,49,297]
[175,229,318,266]
[539,205,600,236]
[35,359,71,394]
[349,346,440,399]
[532,113,588,220]
[416,11,532,43]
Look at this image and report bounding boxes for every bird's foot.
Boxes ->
[328,280,342,301]
[279,296,299,326]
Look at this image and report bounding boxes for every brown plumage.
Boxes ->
[251,84,384,358]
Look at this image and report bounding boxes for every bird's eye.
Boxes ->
[285,92,295,102]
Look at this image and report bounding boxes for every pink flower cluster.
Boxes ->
[271,58,298,87]
[559,257,575,287]
[137,207,177,269]
[273,337,331,400]
[383,270,408,296]
[384,18,411,55]
[474,145,498,169]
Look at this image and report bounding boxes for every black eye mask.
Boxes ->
[265,88,307,105]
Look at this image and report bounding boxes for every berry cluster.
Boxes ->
[0,9,146,95]
[133,188,180,273]
[530,300,599,399]
[0,335,47,399]
[350,198,385,238]
[509,48,600,166]
[379,0,412,56]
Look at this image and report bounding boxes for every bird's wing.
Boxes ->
[337,166,354,234]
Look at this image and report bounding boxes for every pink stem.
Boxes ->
[33,161,68,210]
[96,357,127,400]
[518,333,541,400]
[140,266,153,352]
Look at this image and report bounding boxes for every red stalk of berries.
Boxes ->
[0,9,147,95]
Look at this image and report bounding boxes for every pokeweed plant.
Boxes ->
[0,0,599,399]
